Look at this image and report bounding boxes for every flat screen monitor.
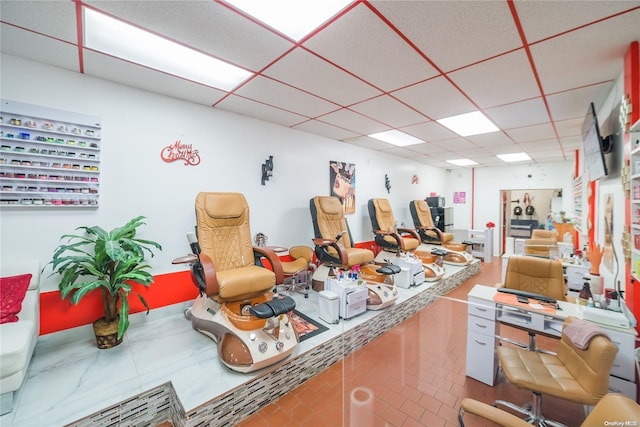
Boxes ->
[581,102,608,180]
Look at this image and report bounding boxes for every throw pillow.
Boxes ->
[0,273,32,324]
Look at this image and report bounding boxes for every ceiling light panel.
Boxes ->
[496,152,531,162]
[83,8,252,91]
[369,130,424,147]
[436,111,499,137]
[446,158,478,167]
[224,0,353,41]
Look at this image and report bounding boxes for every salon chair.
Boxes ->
[173,192,298,373]
[458,393,640,427]
[278,246,314,298]
[498,255,566,351]
[492,317,618,427]
[524,229,559,258]
[368,198,444,282]
[310,196,398,309]
[409,199,473,265]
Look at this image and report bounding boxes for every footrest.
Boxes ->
[431,248,447,256]
[248,296,296,318]
[377,265,401,275]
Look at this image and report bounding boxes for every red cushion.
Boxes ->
[0,274,32,324]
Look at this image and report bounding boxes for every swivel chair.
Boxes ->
[524,229,559,258]
[498,255,566,351]
[368,198,444,283]
[493,316,618,426]
[458,393,640,427]
[173,192,298,373]
[278,245,314,298]
[409,199,473,265]
[310,196,398,309]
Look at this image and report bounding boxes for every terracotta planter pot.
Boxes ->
[92,317,123,349]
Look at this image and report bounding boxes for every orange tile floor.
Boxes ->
[236,257,588,427]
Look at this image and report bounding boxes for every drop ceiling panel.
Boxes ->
[304,3,439,91]
[401,121,459,142]
[317,108,389,136]
[546,83,613,122]
[505,123,557,143]
[392,76,477,120]
[292,119,360,141]
[466,131,514,147]
[1,25,79,73]
[235,76,338,118]
[262,48,381,106]
[448,50,539,109]
[349,95,428,128]
[216,95,308,128]
[514,1,640,43]
[372,0,521,72]
[0,1,78,43]
[343,135,395,150]
[85,0,293,71]
[83,51,228,106]
[531,9,640,94]
[406,142,449,155]
[485,98,550,129]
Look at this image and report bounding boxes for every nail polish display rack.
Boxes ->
[0,99,101,208]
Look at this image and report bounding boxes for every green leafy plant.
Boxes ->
[46,216,162,339]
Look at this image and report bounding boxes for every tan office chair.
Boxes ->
[458,392,640,427]
[409,199,454,245]
[499,256,566,351]
[309,196,375,288]
[524,229,559,258]
[491,317,618,426]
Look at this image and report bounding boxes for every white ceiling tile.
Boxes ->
[448,50,539,109]
[304,3,439,91]
[514,1,640,43]
[264,48,382,106]
[401,121,459,142]
[531,9,640,94]
[235,76,338,118]
[0,1,77,43]
[505,123,557,143]
[317,108,389,136]
[485,98,550,129]
[466,131,514,147]
[406,142,449,155]
[216,94,308,128]
[392,76,477,120]
[372,0,521,72]
[292,119,360,141]
[350,95,428,128]
[546,82,613,122]
[1,25,79,73]
[343,135,395,150]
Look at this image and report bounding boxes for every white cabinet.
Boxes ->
[0,99,101,208]
[631,119,640,279]
[467,228,493,262]
[466,291,498,386]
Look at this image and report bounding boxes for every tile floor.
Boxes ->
[236,258,587,427]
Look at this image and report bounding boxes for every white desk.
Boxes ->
[466,284,637,399]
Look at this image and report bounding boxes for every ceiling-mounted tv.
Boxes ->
[581,102,608,181]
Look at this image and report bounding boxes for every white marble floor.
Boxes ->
[0,262,472,427]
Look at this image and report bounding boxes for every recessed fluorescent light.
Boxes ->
[83,8,252,91]
[224,0,352,41]
[446,158,478,167]
[368,130,424,147]
[497,152,531,162]
[437,111,499,137]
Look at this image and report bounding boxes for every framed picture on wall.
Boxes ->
[330,161,355,214]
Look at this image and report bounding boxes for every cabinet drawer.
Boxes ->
[466,329,498,386]
[467,315,497,335]
[468,296,495,320]
[607,329,635,381]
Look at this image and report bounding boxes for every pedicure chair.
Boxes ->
[173,192,298,373]
[409,199,473,266]
[310,195,398,310]
[368,198,444,283]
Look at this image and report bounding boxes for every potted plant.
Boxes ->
[46,216,162,348]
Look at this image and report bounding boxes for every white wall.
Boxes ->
[0,54,450,292]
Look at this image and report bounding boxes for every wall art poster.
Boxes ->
[330,161,356,214]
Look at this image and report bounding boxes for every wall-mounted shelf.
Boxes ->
[0,99,101,208]
[629,119,640,276]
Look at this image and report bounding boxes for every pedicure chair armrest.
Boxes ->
[396,227,421,243]
[192,253,219,297]
[416,225,444,240]
[253,246,284,284]
[312,238,348,265]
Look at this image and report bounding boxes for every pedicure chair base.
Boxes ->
[374,250,444,283]
[419,243,473,266]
